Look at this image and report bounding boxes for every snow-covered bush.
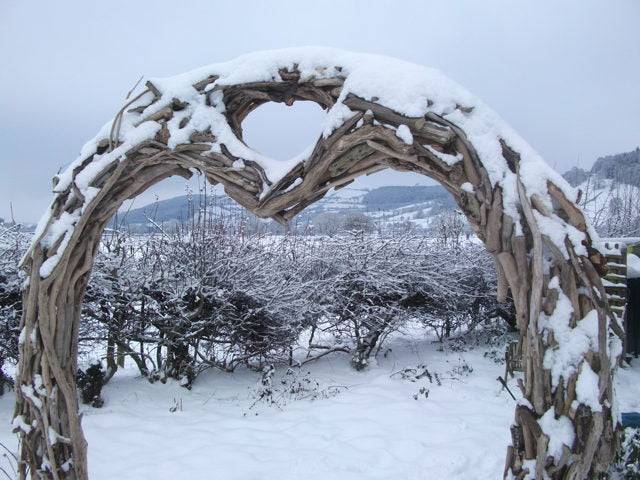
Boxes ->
[606,428,640,479]
[76,359,106,408]
[153,230,323,379]
[305,232,413,369]
[578,173,640,237]
[81,229,153,382]
[431,209,467,246]
[0,224,29,395]
[404,243,512,341]
[301,234,510,368]
[340,212,375,233]
[80,214,325,386]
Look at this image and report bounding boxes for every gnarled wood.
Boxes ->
[15,52,620,480]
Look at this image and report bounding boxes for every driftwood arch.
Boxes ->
[15,48,622,479]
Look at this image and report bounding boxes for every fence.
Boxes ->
[600,238,639,358]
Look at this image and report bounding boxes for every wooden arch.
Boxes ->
[15,49,622,479]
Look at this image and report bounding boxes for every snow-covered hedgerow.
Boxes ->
[304,233,509,369]
[1,216,509,395]
[76,223,507,387]
[607,428,640,479]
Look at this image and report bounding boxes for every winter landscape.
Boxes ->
[1,2,640,479]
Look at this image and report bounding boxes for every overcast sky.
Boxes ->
[1,0,639,222]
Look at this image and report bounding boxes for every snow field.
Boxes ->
[1,332,514,479]
[2,330,638,479]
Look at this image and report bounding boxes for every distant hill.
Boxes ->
[362,185,449,210]
[116,194,236,225]
[115,184,456,232]
[563,147,640,187]
[592,147,640,184]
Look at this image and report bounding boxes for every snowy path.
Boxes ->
[1,334,639,479]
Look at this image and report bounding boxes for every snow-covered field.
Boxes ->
[1,329,639,480]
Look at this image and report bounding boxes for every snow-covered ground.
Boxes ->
[1,329,639,480]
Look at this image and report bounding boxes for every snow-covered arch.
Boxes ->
[15,48,622,479]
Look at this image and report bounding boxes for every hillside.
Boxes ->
[361,185,450,210]
[116,184,455,232]
[575,177,640,237]
[116,194,239,225]
[563,147,640,187]
[592,147,640,184]
[559,147,640,237]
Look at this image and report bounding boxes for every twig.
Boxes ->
[497,376,516,400]
[298,347,351,366]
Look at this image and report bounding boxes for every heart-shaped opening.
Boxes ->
[241,101,326,162]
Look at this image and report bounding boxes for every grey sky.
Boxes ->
[1,0,638,222]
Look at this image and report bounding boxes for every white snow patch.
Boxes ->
[12,415,32,434]
[534,211,587,258]
[1,330,638,480]
[538,408,574,461]
[461,182,474,193]
[20,384,42,409]
[33,374,47,396]
[0,331,519,480]
[424,145,463,166]
[48,426,70,446]
[82,187,101,210]
[575,362,602,412]
[628,253,640,279]
[395,124,413,145]
[232,159,245,170]
[322,103,356,138]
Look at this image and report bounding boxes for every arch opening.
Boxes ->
[73,169,517,478]
[15,49,622,480]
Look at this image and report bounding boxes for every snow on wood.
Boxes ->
[628,253,640,279]
[28,47,584,274]
[15,48,621,480]
[395,124,413,145]
[538,408,575,462]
